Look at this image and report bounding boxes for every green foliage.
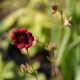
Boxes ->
[0,54,14,80]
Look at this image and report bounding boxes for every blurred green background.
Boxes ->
[0,0,80,80]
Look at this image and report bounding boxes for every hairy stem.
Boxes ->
[26,48,38,80]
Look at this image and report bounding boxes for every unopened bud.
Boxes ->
[20,64,27,72]
[50,42,57,49]
[47,42,57,51]
[49,4,58,14]
[51,4,58,11]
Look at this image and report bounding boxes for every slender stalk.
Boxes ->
[48,50,51,58]
[48,48,56,80]
[26,48,38,80]
[55,11,64,60]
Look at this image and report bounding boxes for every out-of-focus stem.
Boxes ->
[48,48,56,80]
[26,48,38,80]
[55,11,64,60]
[48,50,51,58]
[52,49,56,80]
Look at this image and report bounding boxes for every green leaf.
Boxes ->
[75,66,80,80]
[68,36,80,50]
[57,28,71,63]
[46,56,54,62]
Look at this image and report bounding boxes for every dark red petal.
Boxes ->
[25,43,30,48]
[18,42,24,49]
[13,40,18,46]
[15,28,21,32]
[25,31,32,36]
[29,43,32,46]
[26,31,34,41]
[30,37,34,41]
[11,34,14,40]
[20,28,27,32]
[29,40,32,43]
[12,30,16,34]
[28,40,33,46]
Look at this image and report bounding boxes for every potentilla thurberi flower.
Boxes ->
[11,28,34,49]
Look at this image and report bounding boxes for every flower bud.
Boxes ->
[50,42,57,49]
[49,4,58,14]
[51,4,58,11]
[20,64,27,72]
[47,42,57,51]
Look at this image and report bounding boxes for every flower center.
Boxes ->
[15,32,28,43]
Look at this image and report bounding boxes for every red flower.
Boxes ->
[11,28,34,49]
